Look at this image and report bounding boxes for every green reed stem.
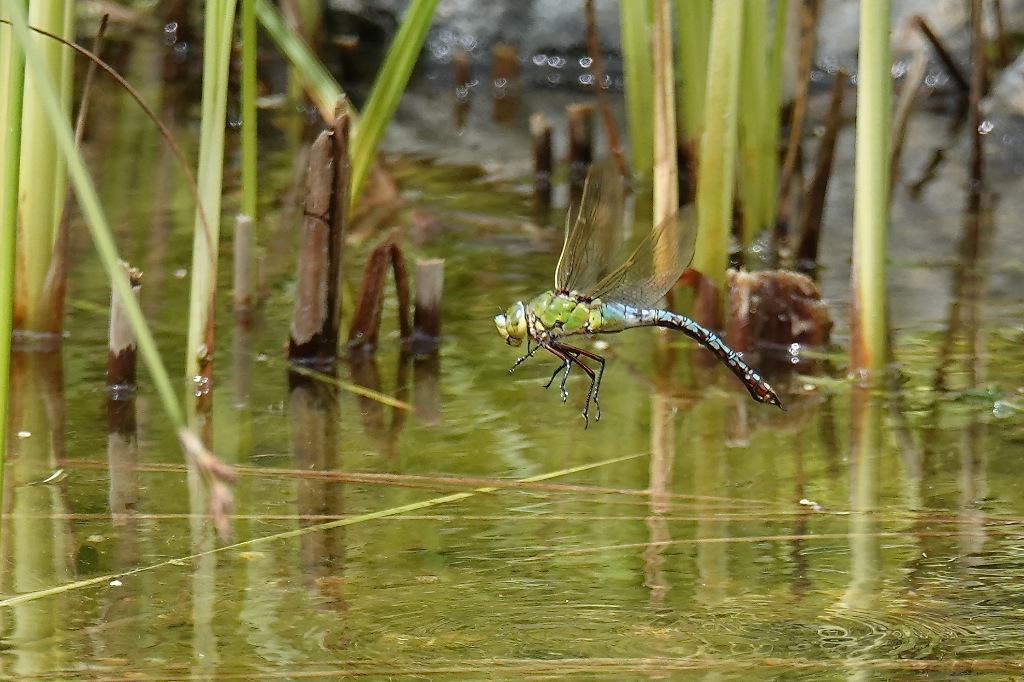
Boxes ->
[240,0,258,221]
[254,0,342,120]
[693,0,743,293]
[12,0,71,332]
[850,0,891,374]
[0,64,17,476]
[761,0,787,232]
[349,0,438,211]
[185,0,238,383]
[256,0,438,211]
[737,0,769,245]
[619,0,653,175]
[1,0,185,428]
[676,0,712,145]
[0,2,25,473]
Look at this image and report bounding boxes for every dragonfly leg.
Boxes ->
[543,353,573,402]
[549,343,600,426]
[509,337,540,373]
[557,343,605,424]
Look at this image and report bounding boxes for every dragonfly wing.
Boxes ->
[586,205,697,308]
[554,159,626,293]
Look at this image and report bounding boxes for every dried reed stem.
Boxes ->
[412,258,444,351]
[531,113,553,224]
[107,262,142,391]
[796,70,846,273]
[289,107,350,362]
[233,214,253,317]
[566,103,595,209]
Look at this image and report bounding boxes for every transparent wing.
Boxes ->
[585,205,697,308]
[554,159,626,293]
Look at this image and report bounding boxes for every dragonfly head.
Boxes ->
[494,302,527,347]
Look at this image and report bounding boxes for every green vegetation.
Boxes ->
[185,0,238,386]
[1,0,186,429]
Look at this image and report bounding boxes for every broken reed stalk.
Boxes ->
[107,262,143,390]
[566,103,595,209]
[912,15,970,96]
[454,47,471,95]
[778,0,821,232]
[233,214,253,318]
[967,0,986,202]
[289,107,350,363]
[530,113,553,224]
[491,42,519,124]
[412,258,444,353]
[453,48,471,129]
[583,0,627,178]
[905,146,947,199]
[889,49,928,199]
[491,42,519,92]
[347,238,390,351]
[107,255,140,521]
[347,229,413,352]
[992,0,1011,68]
[390,230,412,341]
[795,70,846,274]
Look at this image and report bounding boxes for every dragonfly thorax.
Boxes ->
[525,290,606,341]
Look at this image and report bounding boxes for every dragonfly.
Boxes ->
[494,160,783,425]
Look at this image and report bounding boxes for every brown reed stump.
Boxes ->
[531,113,553,225]
[289,107,350,364]
[411,258,444,355]
[566,103,595,211]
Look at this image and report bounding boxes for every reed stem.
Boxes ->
[566,103,594,209]
[348,0,439,210]
[289,114,349,362]
[240,0,258,221]
[412,258,444,352]
[254,0,341,119]
[107,262,142,390]
[676,0,712,146]
[530,113,553,225]
[693,0,744,297]
[619,0,653,175]
[0,0,26,472]
[13,0,72,332]
[233,215,253,317]
[849,0,891,374]
[185,0,238,387]
[651,0,679,289]
[736,0,771,247]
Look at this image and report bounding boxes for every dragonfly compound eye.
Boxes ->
[495,302,526,346]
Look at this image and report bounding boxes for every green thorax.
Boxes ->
[526,289,641,340]
[527,290,594,339]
